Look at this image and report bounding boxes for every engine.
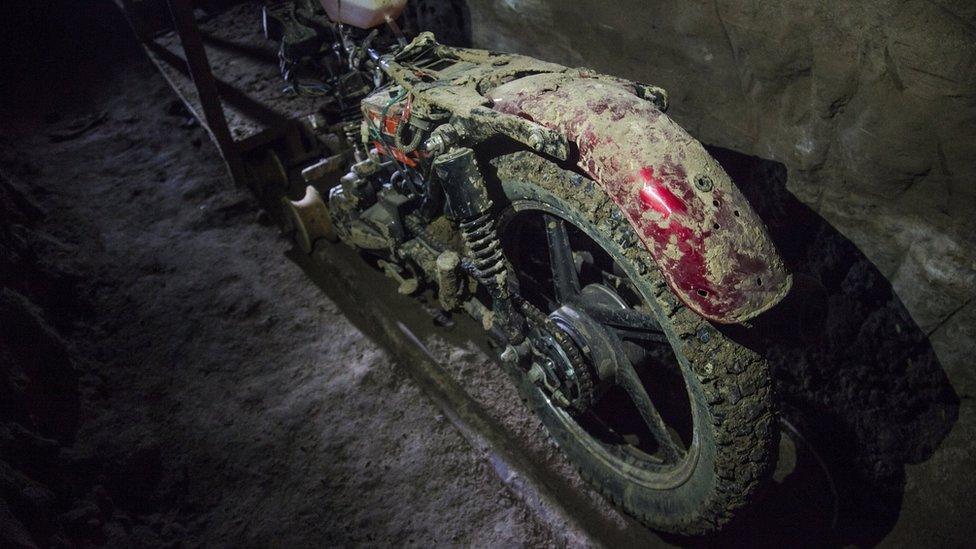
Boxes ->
[313,83,468,314]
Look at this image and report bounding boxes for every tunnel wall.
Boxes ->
[458,2,976,541]
[463,0,976,337]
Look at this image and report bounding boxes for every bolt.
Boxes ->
[528,130,546,151]
[500,345,519,363]
[552,390,571,407]
[424,134,445,154]
[397,278,419,295]
[695,175,714,192]
[527,363,545,384]
[305,113,326,131]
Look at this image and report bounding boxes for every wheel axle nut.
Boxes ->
[500,345,519,363]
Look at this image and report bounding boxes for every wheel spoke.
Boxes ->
[612,326,669,344]
[615,361,683,463]
[581,304,667,344]
[544,214,581,302]
[582,304,660,330]
[517,274,559,311]
[506,206,694,470]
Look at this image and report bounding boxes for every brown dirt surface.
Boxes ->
[0,3,562,546]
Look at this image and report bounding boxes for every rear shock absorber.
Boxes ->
[458,213,505,281]
[433,147,526,344]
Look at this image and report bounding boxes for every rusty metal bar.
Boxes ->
[166,0,248,185]
[117,0,150,42]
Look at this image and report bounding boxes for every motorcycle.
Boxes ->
[263,0,792,535]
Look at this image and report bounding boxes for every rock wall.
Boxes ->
[459,2,976,542]
[463,0,976,338]
[0,164,85,548]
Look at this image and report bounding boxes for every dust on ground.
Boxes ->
[0,4,559,546]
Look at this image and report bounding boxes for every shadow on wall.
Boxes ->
[701,147,960,547]
[404,0,472,47]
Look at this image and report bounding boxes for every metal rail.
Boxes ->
[115,0,309,187]
[166,0,247,183]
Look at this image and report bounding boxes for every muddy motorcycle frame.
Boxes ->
[120,0,794,533]
[286,29,794,535]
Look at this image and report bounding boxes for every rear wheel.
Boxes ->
[492,152,777,535]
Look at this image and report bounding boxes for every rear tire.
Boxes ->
[491,152,777,535]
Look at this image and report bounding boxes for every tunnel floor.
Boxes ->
[1,2,970,547]
[0,39,591,547]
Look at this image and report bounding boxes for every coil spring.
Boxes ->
[339,103,362,123]
[343,121,361,146]
[338,106,363,147]
[459,212,506,283]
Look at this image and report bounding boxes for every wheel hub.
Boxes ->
[522,283,635,413]
[521,302,594,413]
[550,284,632,382]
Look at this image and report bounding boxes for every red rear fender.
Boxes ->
[488,73,790,323]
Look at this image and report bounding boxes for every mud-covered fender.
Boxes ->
[487,73,791,323]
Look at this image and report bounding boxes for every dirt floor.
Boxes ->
[1,1,973,547]
[0,5,568,545]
